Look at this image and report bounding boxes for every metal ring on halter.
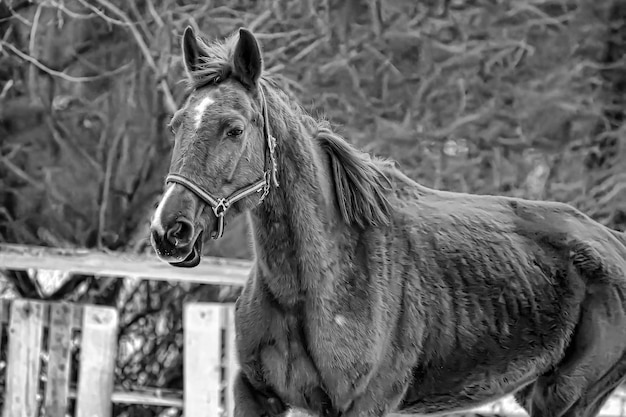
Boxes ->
[212,199,229,218]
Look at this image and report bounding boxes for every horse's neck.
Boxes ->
[249,130,341,306]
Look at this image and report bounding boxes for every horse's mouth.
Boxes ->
[170,230,203,268]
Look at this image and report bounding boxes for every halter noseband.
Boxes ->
[165,85,279,239]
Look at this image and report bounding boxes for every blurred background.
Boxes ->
[0,0,625,415]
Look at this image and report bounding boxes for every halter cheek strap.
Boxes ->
[165,85,278,240]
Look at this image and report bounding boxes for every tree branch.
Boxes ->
[89,0,177,114]
[0,39,133,83]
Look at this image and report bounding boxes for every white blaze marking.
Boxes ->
[152,184,176,235]
[193,96,215,129]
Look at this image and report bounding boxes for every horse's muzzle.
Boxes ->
[150,220,204,267]
[169,230,204,268]
[150,182,210,267]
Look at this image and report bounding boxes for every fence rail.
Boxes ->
[0,243,250,286]
[0,298,236,417]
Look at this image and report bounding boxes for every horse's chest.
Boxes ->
[239,302,374,411]
[236,268,384,411]
[255,312,320,406]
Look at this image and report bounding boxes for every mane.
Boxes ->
[256,76,395,229]
[315,127,394,228]
[183,30,394,229]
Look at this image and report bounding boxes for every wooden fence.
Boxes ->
[0,243,244,417]
[0,298,238,417]
[2,243,626,417]
[1,299,118,417]
[0,243,251,286]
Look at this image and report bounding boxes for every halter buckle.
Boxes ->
[258,171,271,203]
[268,134,277,154]
[212,198,229,218]
[268,135,279,188]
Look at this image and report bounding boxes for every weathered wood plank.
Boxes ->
[75,305,118,417]
[0,299,7,363]
[69,387,185,407]
[44,303,73,417]
[185,303,223,417]
[0,300,83,329]
[106,391,183,407]
[3,299,45,417]
[0,298,9,326]
[223,305,238,417]
[0,299,6,412]
[0,243,251,286]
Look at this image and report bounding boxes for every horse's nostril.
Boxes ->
[166,218,194,247]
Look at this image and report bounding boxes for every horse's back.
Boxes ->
[389,171,626,271]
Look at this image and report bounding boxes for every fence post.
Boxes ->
[3,300,45,417]
[75,305,119,417]
[44,303,74,417]
[223,305,238,417]
[184,303,224,417]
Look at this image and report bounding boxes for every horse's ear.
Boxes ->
[233,28,263,88]
[182,25,204,75]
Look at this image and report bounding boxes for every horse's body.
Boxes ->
[236,159,626,417]
[150,27,626,417]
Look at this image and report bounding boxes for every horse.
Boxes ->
[149,26,626,417]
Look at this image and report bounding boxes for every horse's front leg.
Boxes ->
[234,371,288,417]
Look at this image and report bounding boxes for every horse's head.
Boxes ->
[150,26,277,267]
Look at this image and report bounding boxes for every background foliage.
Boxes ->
[0,0,625,415]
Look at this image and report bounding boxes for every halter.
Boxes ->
[165,85,279,239]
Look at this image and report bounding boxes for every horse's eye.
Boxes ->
[227,128,243,137]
